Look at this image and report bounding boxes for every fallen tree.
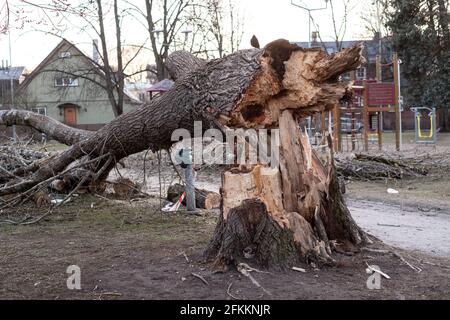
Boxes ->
[0,39,369,269]
[335,153,429,180]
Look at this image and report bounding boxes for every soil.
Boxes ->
[1,195,450,300]
[1,141,450,300]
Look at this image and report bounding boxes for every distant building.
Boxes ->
[125,82,153,103]
[0,64,25,108]
[15,39,141,130]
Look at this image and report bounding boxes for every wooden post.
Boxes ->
[377,112,383,151]
[363,81,369,151]
[333,103,342,152]
[393,53,401,151]
[351,109,356,151]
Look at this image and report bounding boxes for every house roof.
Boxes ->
[147,79,174,92]
[17,38,140,104]
[0,67,25,80]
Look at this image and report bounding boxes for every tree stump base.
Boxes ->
[205,110,369,270]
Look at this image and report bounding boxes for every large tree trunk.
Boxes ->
[0,39,367,268]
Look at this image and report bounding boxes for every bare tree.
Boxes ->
[143,0,194,80]
[359,0,390,39]
[192,0,244,58]
[309,0,356,52]
[4,0,150,117]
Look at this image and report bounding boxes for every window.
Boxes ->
[55,77,78,87]
[139,93,145,102]
[341,72,351,81]
[356,67,367,80]
[31,107,47,116]
[59,51,71,58]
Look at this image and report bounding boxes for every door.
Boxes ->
[64,106,77,126]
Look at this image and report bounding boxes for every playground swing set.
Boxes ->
[412,107,437,144]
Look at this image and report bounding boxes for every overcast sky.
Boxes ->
[0,0,373,71]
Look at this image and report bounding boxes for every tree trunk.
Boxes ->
[205,111,368,270]
[0,39,367,269]
[167,183,221,210]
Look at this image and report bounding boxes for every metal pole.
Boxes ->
[397,58,403,149]
[308,11,311,48]
[185,164,196,212]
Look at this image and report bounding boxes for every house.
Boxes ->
[0,63,25,108]
[15,39,141,131]
[125,81,153,103]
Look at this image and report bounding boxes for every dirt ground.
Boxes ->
[1,195,450,300]
[1,139,450,300]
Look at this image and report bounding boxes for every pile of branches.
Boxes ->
[335,153,429,180]
[0,144,50,184]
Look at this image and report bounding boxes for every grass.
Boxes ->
[1,194,218,246]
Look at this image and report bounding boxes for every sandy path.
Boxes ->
[349,199,450,258]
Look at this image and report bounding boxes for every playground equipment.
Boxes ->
[412,107,437,144]
[309,53,403,153]
[362,53,402,152]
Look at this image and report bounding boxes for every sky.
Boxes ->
[0,0,373,71]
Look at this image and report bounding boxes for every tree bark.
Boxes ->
[0,110,92,145]
[0,39,367,269]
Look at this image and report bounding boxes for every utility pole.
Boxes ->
[393,53,402,151]
[375,0,383,142]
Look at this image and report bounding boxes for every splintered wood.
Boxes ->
[206,40,368,268]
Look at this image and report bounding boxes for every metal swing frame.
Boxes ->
[412,107,437,144]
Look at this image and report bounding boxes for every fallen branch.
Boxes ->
[226,282,241,300]
[191,272,209,285]
[365,262,391,279]
[237,263,271,296]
